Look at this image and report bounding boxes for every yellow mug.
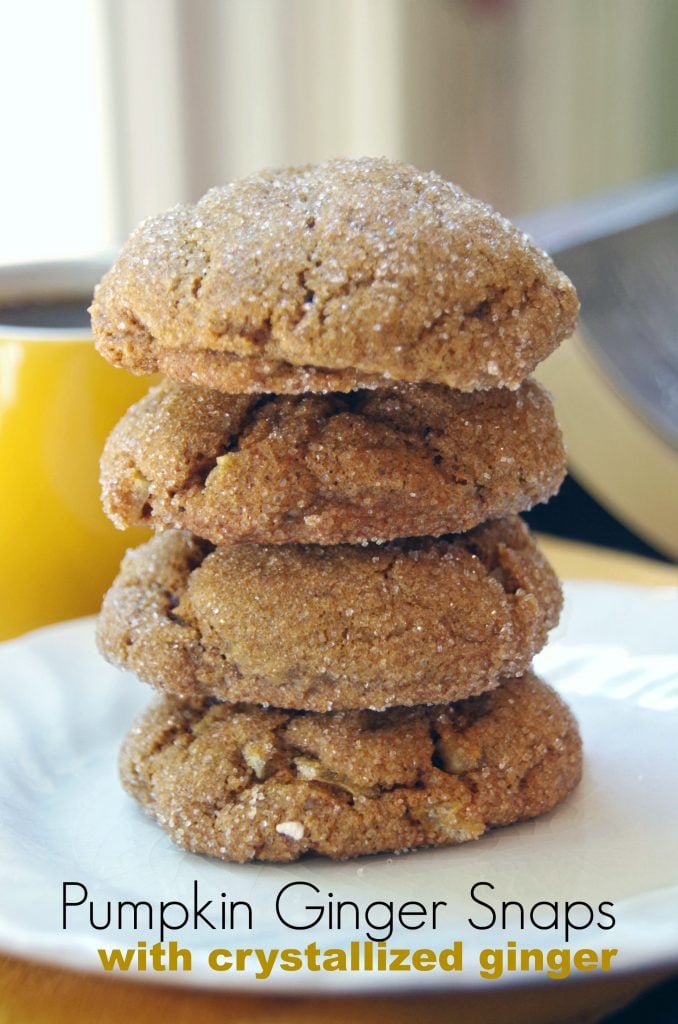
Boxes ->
[0,260,153,640]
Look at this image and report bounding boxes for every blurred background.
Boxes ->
[2,0,677,258]
[1,0,676,582]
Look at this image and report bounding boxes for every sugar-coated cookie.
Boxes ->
[97,518,562,711]
[120,674,582,862]
[101,378,565,545]
[91,158,578,393]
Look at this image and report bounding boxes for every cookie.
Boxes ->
[101,377,565,545]
[91,158,578,394]
[97,517,562,711]
[120,673,581,862]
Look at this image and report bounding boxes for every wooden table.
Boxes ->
[2,537,677,1024]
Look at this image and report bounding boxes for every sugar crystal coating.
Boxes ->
[91,157,578,393]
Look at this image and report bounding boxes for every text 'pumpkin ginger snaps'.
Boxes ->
[101,377,565,546]
[120,673,582,863]
[91,158,578,394]
[96,517,562,712]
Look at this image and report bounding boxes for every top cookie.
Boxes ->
[91,158,578,393]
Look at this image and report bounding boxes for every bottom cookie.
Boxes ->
[120,673,581,863]
[119,671,581,864]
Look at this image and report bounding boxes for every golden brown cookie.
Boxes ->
[91,158,578,394]
[120,673,581,862]
[101,377,565,545]
[97,517,562,711]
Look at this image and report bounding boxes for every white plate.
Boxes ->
[1,581,677,993]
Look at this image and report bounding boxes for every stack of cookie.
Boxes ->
[93,158,581,863]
